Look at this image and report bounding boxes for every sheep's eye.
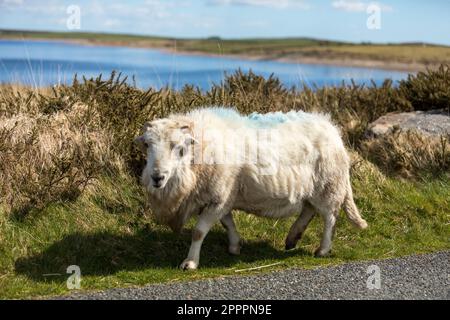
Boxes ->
[143,142,149,148]
[178,146,186,158]
[170,142,176,149]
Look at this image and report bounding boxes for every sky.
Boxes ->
[0,0,449,45]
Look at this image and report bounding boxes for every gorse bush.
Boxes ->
[0,65,449,216]
[295,79,411,147]
[399,64,450,112]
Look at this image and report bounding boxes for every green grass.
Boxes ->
[2,29,450,68]
[1,162,449,299]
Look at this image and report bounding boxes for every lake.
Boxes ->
[0,39,410,90]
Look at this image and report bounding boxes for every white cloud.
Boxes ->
[103,19,122,28]
[332,0,392,13]
[0,0,23,5]
[0,0,65,14]
[332,0,365,12]
[0,0,186,21]
[89,0,191,20]
[84,1,202,34]
[74,0,190,33]
[209,0,310,9]
[100,1,170,19]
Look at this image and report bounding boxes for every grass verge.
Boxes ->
[0,161,449,299]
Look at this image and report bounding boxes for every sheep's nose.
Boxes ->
[151,174,165,184]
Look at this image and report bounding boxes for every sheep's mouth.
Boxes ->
[151,174,168,189]
[152,179,168,189]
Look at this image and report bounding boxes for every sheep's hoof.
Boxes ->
[228,244,241,255]
[285,232,302,251]
[180,259,198,270]
[314,247,331,258]
[285,240,297,251]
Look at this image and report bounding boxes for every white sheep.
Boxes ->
[134,107,368,270]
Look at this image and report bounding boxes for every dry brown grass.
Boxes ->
[0,102,123,216]
[361,128,449,178]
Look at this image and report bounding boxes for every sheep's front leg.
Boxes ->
[180,206,223,270]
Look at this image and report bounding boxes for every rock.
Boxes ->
[366,109,450,138]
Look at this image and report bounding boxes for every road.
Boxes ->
[62,251,449,300]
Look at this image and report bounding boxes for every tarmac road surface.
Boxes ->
[61,251,449,300]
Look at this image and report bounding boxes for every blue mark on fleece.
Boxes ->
[210,107,310,128]
[247,112,292,128]
[209,107,243,121]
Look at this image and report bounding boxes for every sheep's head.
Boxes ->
[134,118,198,190]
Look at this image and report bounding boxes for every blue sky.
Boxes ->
[0,0,449,45]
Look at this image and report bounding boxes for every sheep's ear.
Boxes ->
[133,135,147,154]
[187,136,199,145]
[179,124,192,132]
[142,122,152,132]
[180,124,198,145]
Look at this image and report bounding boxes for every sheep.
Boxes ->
[134,107,368,270]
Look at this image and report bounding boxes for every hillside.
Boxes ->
[2,29,450,71]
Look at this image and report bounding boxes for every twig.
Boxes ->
[234,262,283,273]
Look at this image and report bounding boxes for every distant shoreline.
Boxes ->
[0,36,431,73]
[174,49,424,72]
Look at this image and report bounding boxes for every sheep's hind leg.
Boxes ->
[180,206,224,271]
[285,203,316,250]
[221,213,241,255]
[314,211,338,257]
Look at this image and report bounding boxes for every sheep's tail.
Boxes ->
[343,182,368,229]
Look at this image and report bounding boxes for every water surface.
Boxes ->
[0,40,410,90]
